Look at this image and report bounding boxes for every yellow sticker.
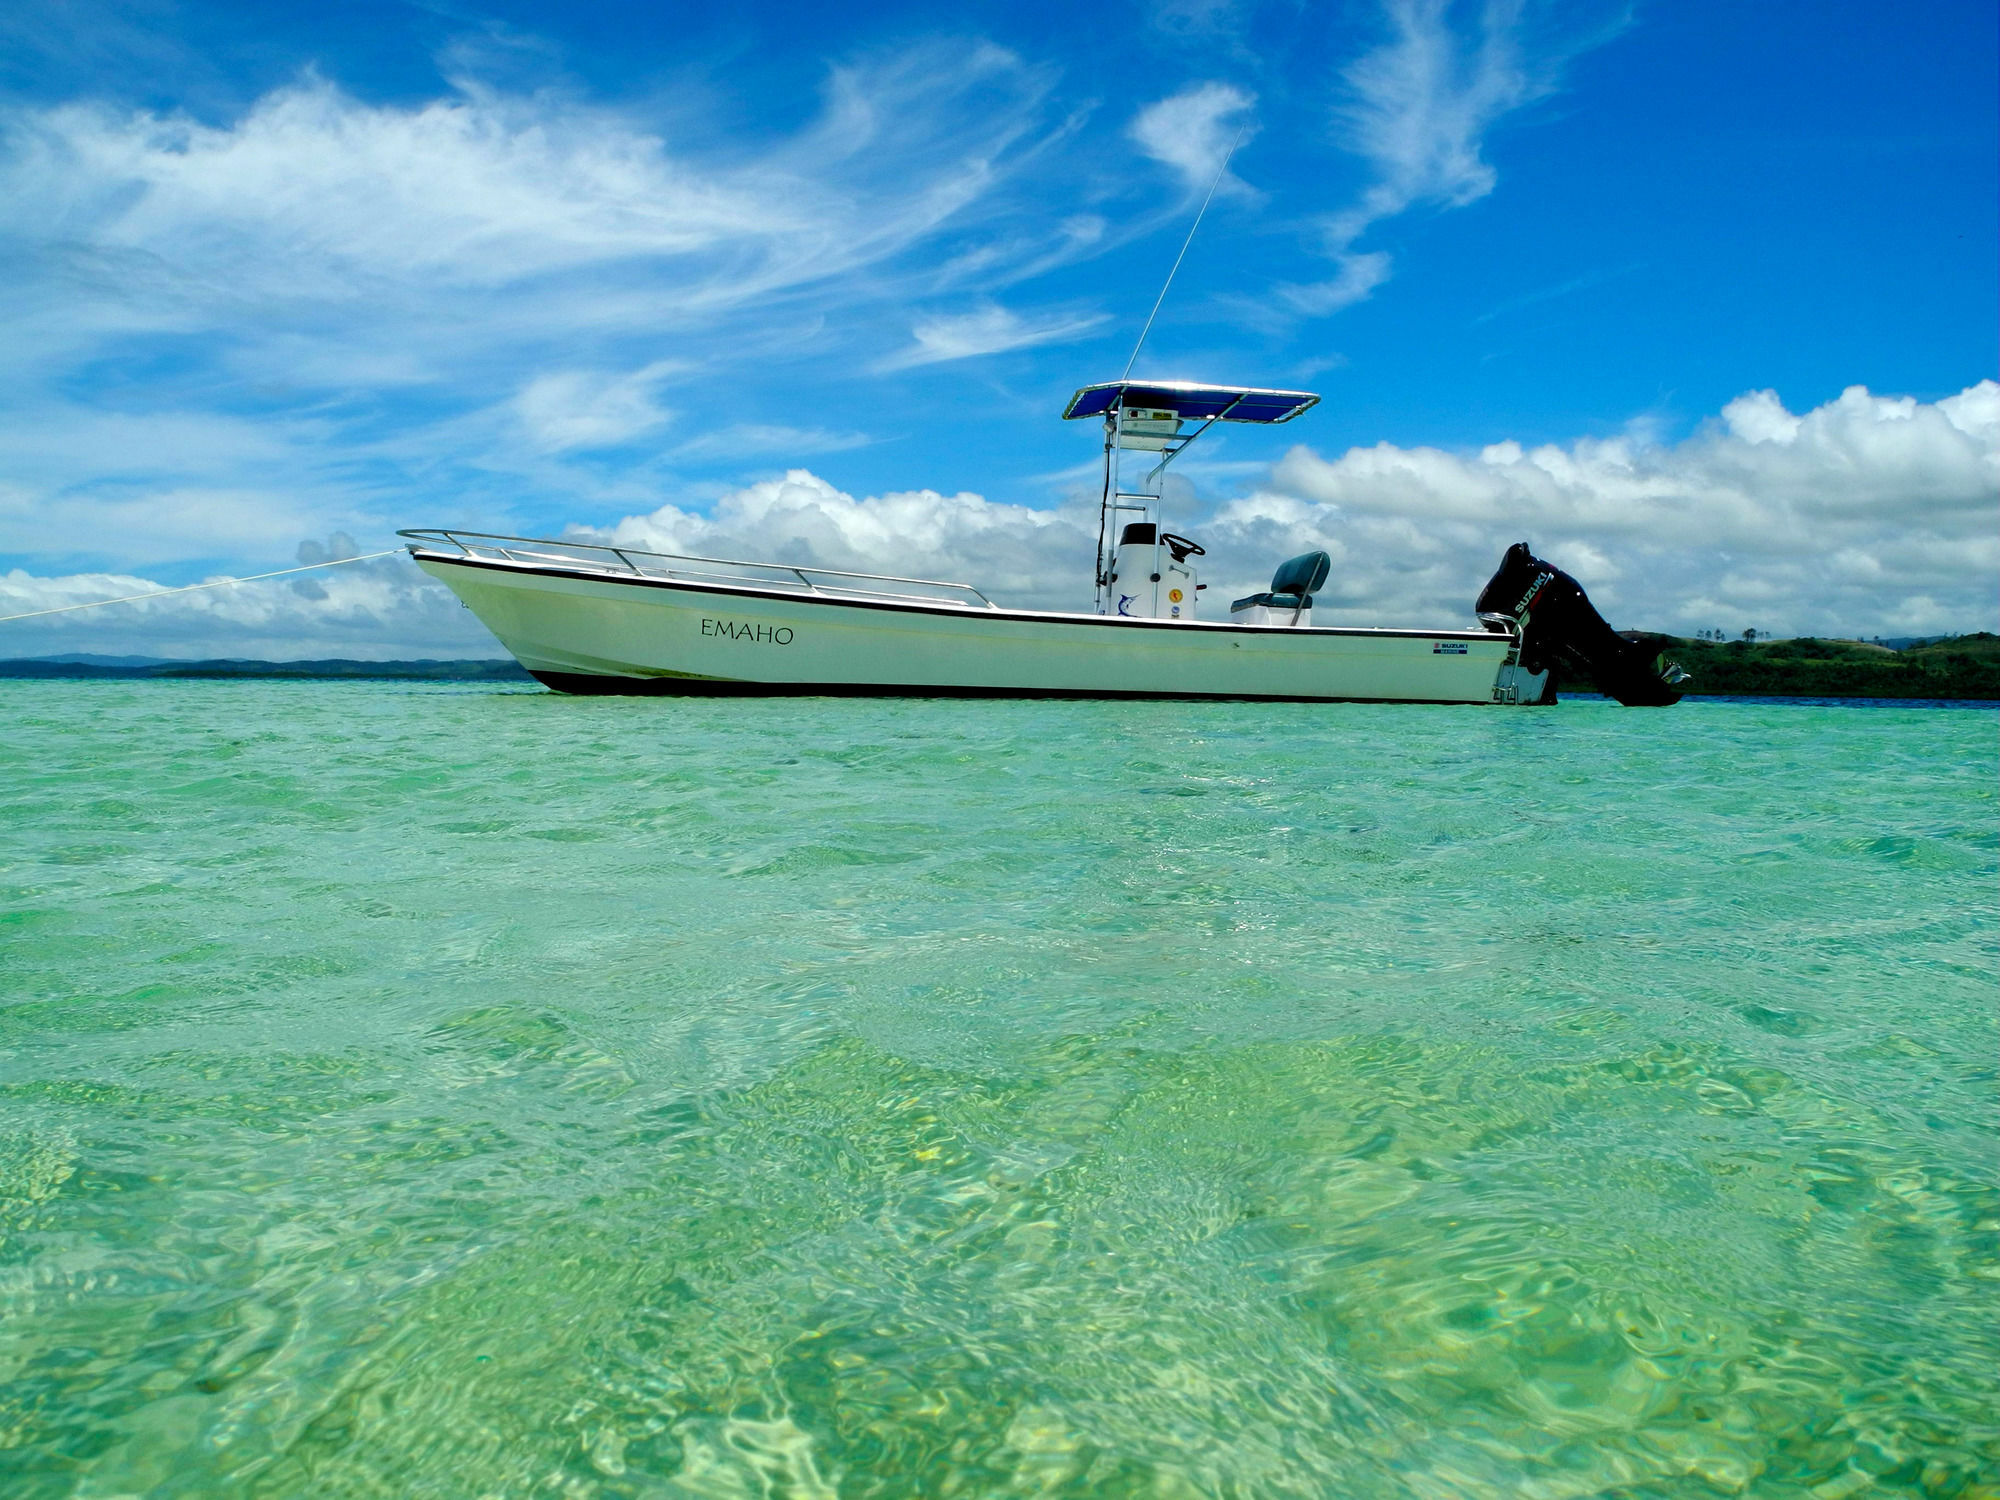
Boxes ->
[1168,588,1184,603]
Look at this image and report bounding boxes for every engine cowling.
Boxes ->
[1475,543,1689,707]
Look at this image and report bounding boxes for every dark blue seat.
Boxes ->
[1232,551,1331,614]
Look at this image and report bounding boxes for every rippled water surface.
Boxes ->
[2,682,1995,1498]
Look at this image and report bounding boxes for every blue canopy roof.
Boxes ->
[1062,380,1319,424]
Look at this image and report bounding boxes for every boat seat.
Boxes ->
[1231,551,1331,614]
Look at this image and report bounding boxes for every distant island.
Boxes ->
[1614,633,2000,700]
[0,655,534,682]
[3,636,1996,699]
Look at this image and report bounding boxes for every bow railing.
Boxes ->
[400,529,997,611]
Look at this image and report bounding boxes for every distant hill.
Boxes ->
[22,653,178,667]
[0,657,534,682]
[1880,634,1998,653]
[1901,633,2000,662]
[1610,634,2000,700]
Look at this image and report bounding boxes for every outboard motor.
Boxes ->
[1476,543,1689,706]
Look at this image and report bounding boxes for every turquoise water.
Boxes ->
[2,682,1994,1498]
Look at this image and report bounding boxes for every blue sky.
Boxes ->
[1,0,1993,655]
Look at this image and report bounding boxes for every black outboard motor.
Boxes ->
[1476,543,1689,707]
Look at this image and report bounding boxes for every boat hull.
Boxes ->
[415,552,1523,704]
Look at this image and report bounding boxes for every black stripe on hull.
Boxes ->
[527,669,1524,706]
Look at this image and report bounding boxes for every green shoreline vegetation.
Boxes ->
[1620,632,2000,701]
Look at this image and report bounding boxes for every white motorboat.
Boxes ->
[404,378,1686,705]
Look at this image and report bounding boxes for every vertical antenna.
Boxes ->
[1121,113,1252,381]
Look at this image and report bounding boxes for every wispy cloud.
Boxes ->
[5,7,1980,668]
[874,302,1109,371]
[1128,82,1257,198]
[4,45,1072,297]
[670,425,876,461]
[1281,0,1624,316]
[0,42,1112,583]
[1471,261,1647,324]
[514,362,682,453]
[0,42,1115,409]
[1280,252,1392,318]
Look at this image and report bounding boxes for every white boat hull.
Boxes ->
[415,551,1530,704]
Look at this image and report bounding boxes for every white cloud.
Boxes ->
[875,302,1109,371]
[0,475,1099,660]
[1128,82,1257,197]
[0,44,1118,602]
[1333,0,1540,230]
[1282,0,1618,315]
[0,547,496,660]
[9,383,1990,659]
[558,382,2000,642]
[584,470,1097,611]
[1,60,1010,304]
[1277,251,1392,317]
[0,461,349,567]
[514,362,680,453]
[1145,0,1249,43]
[3,24,1987,664]
[0,45,1082,399]
[18,82,783,288]
[670,425,874,461]
[1210,381,2000,637]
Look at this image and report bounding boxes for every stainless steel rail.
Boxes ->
[399,528,997,611]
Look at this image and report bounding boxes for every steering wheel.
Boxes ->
[1160,532,1206,563]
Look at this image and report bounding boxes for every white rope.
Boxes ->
[0,550,401,624]
[1121,114,1254,382]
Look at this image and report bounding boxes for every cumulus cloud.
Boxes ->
[582,471,1098,612]
[0,479,1100,660]
[875,302,1109,371]
[1211,381,2000,637]
[1128,82,1257,197]
[559,381,2000,641]
[8,383,1991,659]
[1282,0,1618,315]
[0,546,495,660]
[2,24,1987,662]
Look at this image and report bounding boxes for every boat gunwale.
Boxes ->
[399,526,997,610]
[409,548,1508,644]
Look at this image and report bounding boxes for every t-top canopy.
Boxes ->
[1062,380,1319,425]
